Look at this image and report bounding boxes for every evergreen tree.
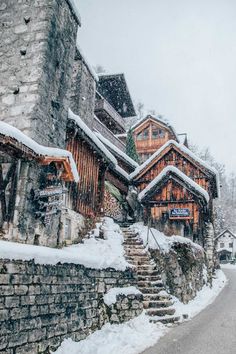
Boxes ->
[126,129,140,163]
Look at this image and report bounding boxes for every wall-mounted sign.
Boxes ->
[169,208,190,218]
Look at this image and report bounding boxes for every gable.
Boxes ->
[133,118,174,140]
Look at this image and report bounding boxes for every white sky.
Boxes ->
[78,0,236,174]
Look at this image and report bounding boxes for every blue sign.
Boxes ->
[170,208,190,217]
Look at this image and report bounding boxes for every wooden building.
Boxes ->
[130,139,219,240]
[138,166,209,241]
[66,109,117,218]
[131,115,180,162]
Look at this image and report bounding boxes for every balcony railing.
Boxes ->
[95,98,125,131]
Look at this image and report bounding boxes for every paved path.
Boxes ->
[142,269,236,354]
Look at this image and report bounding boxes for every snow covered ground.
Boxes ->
[0,218,130,271]
[221,263,236,269]
[52,270,226,354]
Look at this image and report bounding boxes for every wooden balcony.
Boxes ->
[95,98,125,134]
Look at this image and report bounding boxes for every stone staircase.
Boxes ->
[121,225,180,324]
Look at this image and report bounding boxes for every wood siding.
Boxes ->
[66,135,106,217]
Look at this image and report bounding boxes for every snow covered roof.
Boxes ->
[130,139,220,197]
[138,166,210,204]
[215,229,236,240]
[97,74,136,118]
[67,0,81,25]
[95,132,139,169]
[68,109,117,166]
[216,248,233,253]
[0,121,79,182]
[131,115,179,142]
[75,44,98,82]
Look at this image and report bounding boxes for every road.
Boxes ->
[142,269,236,354]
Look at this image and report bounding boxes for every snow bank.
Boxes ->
[52,312,168,354]
[130,222,203,253]
[138,166,210,203]
[221,264,236,269]
[68,0,81,24]
[173,269,227,321]
[104,286,142,306]
[0,218,130,271]
[0,121,79,182]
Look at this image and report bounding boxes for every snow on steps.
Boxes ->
[121,225,180,325]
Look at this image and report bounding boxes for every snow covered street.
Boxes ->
[52,269,226,354]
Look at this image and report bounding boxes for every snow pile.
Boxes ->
[52,312,168,354]
[104,286,142,306]
[130,222,203,253]
[68,109,117,166]
[138,166,210,203]
[0,218,130,271]
[221,263,236,269]
[0,121,79,182]
[173,269,227,321]
[68,0,81,24]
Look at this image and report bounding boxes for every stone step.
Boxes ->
[137,269,160,276]
[137,275,162,282]
[143,293,172,301]
[138,281,163,289]
[146,307,176,317]
[143,300,174,309]
[140,287,165,294]
[125,251,147,256]
[149,315,180,325]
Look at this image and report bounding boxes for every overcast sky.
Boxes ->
[79,0,236,174]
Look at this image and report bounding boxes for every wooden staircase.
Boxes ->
[121,226,180,324]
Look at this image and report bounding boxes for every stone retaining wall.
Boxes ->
[150,242,207,303]
[0,259,142,353]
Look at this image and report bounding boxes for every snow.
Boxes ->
[221,263,236,269]
[0,218,130,271]
[138,166,210,203]
[130,222,203,253]
[173,269,227,321]
[115,165,130,181]
[52,312,168,354]
[95,132,139,168]
[216,247,232,253]
[67,0,81,24]
[68,109,117,166]
[104,286,142,306]
[0,121,79,182]
[130,140,220,197]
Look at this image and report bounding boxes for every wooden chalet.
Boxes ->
[131,115,179,162]
[138,166,209,241]
[66,109,118,218]
[0,121,78,245]
[130,139,219,240]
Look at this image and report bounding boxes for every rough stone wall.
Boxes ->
[150,243,207,303]
[0,0,78,148]
[0,259,143,354]
[70,48,96,128]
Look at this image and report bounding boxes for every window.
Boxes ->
[151,124,165,139]
[220,242,224,248]
[137,127,149,140]
[229,243,233,248]
[65,218,71,240]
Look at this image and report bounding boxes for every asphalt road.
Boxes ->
[142,269,236,354]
